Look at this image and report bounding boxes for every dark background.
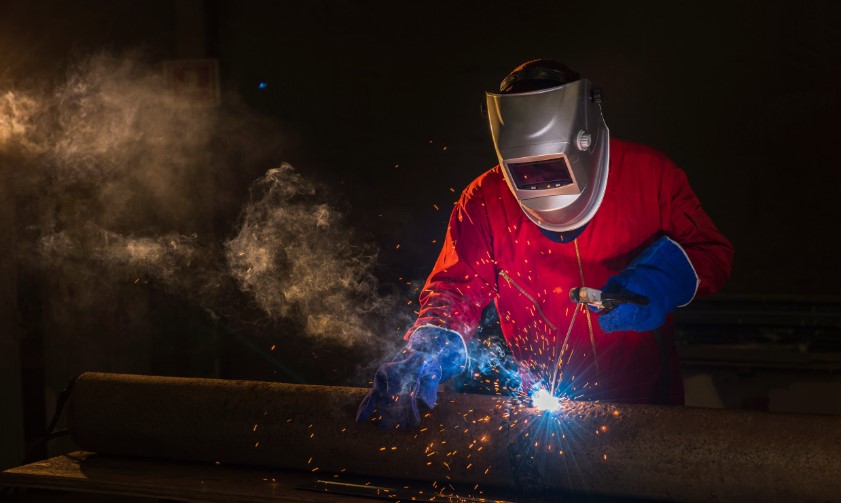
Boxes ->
[1,0,840,470]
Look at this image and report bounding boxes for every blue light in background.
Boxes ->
[258,82,268,90]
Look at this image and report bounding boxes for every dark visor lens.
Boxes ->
[508,157,573,190]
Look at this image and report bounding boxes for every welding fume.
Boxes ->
[357,59,734,428]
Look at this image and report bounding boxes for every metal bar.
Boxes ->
[67,372,841,502]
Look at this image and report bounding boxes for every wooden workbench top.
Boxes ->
[1,451,399,502]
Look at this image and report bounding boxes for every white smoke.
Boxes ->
[225,164,405,346]
[0,91,40,151]
[1,51,412,356]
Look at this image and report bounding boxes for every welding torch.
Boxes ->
[569,286,649,312]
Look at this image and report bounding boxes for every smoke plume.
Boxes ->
[1,51,411,367]
[225,163,402,346]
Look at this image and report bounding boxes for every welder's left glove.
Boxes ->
[598,236,699,333]
[356,325,467,429]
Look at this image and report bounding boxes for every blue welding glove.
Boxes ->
[356,325,467,429]
[598,236,699,333]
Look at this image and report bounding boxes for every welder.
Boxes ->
[358,59,734,429]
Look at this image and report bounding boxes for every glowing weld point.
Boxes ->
[258,82,269,89]
[531,388,561,413]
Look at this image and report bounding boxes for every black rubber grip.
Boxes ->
[602,292,649,308]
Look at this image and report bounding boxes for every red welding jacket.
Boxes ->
[410,138,734,405]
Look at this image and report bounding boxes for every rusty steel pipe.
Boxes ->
[67,372,841,502]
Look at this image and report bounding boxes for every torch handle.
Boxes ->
[601,291,649,309]
[568,287,649,310]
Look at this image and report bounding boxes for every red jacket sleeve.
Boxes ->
[659,155,734,296]
[408,182,499,340]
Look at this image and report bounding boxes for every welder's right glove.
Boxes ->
[356,325,467,429]
[598,236,699,333]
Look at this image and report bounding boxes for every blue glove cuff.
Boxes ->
[598,236,699,333]
[628,236,699,307]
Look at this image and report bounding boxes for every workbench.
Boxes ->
[1,451,537,503]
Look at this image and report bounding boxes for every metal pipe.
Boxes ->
[68,372,841,502]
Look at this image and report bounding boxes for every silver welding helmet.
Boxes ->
[486,78,609,232]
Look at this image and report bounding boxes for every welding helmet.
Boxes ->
[486,60,609,232]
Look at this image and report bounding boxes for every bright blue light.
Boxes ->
[258,82,268,90]
[531,388,561,412]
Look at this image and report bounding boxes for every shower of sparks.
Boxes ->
[530,387,561,413]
